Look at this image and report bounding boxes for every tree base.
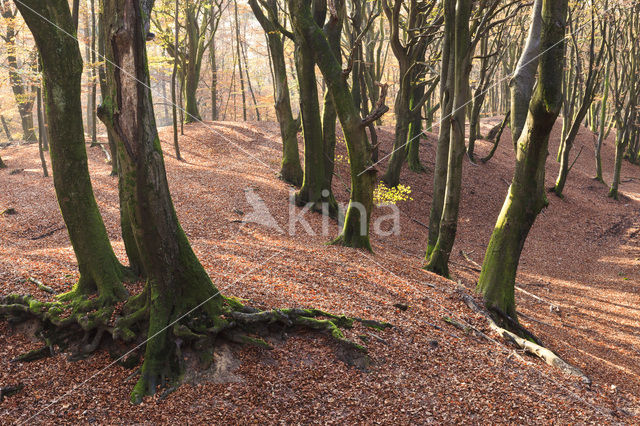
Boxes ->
[1,289,390,404]
[329,233,373,252]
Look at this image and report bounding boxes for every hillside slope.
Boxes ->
[0,117,639,423]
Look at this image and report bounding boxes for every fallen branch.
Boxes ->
[27,277,56,294]
[460,292,590,385]
[515,286,560,313]
[460,250,481,270]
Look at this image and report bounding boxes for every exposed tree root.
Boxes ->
[1,289,392,404]
[459,291,591,385]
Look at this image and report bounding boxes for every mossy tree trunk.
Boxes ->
[249,0,303,186]
[289,0,382,250]
[424,0,472,277]
[321,0,345,193]
[97,7,118,176]
[15,0,127,305]
[476,0,568,325]
[292,2,338,215]
[98,0,227,402]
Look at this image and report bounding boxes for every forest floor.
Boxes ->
[1,116,639,424]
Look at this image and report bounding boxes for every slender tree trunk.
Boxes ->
[426,0,454,259]
[3,21,36,142]
[1,115,13,142]
[234,0,247,121]
[594,62,609,184]
[249,0,303,186]
[184,4,203,123]
[425,0,472,277]
[36,77,48,177]
[16,0,127,304]
[609,128,627,200]
[321,0,344,199]
[172,0,182,159]
[241,39,261,121]
[211,37,218,121]
[97,7,118,175]
[477,0,568,325]
[90,0,97,146]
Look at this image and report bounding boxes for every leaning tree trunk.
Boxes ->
[15,0,127,305]
[99,0,226,402]
[248,0,303,186]
[476,0,568,326]
[289,0,379,250]
[424,0,472,277]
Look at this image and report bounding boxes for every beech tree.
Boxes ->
[12,0,129,305]
[288,0,389,249]
[380,0,441,187]
[249,0,303,186]
[476,0,568,326]
[2,0,386,404]
[552,2,607,198]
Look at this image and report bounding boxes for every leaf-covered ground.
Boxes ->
[1,118,639,423]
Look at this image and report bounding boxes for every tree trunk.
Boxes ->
[426,0,454,259]
[1,115,13,142]
[510,0,543,146]
[210,37,218,121]
[172,0,182,159]
[99,0,227,402]
[3,20,36,142]
[97,6,118,175]
[476,0,567,326]
[184,4,203,123]
[248,0,303,186]
[289,0,378,250]
[424,0,472,277]
[594,62,609,184]
[321,0,344,197]
[15,0,127,305]
[294,38,336,215]
[234,0,247,121]
[36,77,48,177]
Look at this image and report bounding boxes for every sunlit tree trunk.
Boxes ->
[424,0,472,277]
[249,0,303,186]
[477,0,568,325]
[15,0,128,304]
[99,0,227,402]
